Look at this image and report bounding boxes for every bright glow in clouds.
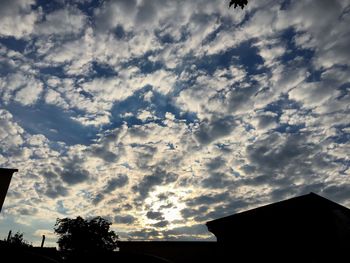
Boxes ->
[0,0,350,246]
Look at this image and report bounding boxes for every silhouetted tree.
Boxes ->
[54,216,118,256]
[6,231,32,248]
[229,0,249,9]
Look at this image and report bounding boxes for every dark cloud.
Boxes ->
[46,184,69,198]
[134,144,158,169]
[246,132,320,174]
[93,174,129,205]
[34,169,70,199]
[205,156,226,171]
[60,168,89,185]
[16,206,38,216]
[128,229,160,240]
[240,131,340,201]
[186,192,230,207]
[157,192,175,201]
[201,172,234,189]
[1,145,26,159]
[122,203,133,211]
[135,0,157,25]
[132,174,162,199]
[256,112,278,129]
[112,207,121,213]
[160,203,174,209]
[114,215,136,225]
[90,146,118,162]
[94,0,137,32]
[227,86,257,113]
[194,116,236,145]
[92,193,105,205]
[268,182,326,203]
[180,206,209,219]
[132,168,178,201]
[321,184,350,203]
[60,157,90,185]
[103,174,129,194]
[116,0,137,13]
[128,127,149,138]
[197,199,248,222]
[244,174,276,186]
[34,180,69,199]
[152,220,169,228]
[240,164,256,174]
[146,211,164,220]
[89,127,126,162]
[242,175,331,207]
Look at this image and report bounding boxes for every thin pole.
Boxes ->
[41,235,46,248]
[7,230,12,242]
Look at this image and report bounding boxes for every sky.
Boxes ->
[0,0,349,247]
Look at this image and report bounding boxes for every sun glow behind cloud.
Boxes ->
[145,186,188,223]
[0,0,349,246]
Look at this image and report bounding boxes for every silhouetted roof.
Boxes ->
[0,168,18,212]
[0,168,18,173]
[206,192,350,230]
[206,192,350,262]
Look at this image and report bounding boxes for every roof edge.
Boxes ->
[206,192,347,227]
[0,168,18,173]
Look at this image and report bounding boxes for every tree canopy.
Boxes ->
[6,231,32,248]
[54,216,118,255]
[229,0,249,9]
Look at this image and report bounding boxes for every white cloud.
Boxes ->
[137,110,157,122]
[257,42,286,67]
[0,0,39,38]
[0,73,43,106]
[43,27,94,71]
[14,81,43,106]
[176,65,248,118]
[81,76,137,103]
[0,110,24,146]
[288,81,341,111]
[44,89,68,109]
[277,0,350,68]
[0,109,31,163]
[94,0,138,32]
[35,7,87,36]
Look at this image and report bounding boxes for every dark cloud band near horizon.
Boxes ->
[0,0,349,246]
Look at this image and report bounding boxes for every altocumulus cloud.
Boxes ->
[0,0,349,245]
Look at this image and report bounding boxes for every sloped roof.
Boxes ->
[206,192,350,230]
[0,168,18,212]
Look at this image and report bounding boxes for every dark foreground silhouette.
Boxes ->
[207,192,350,262]
[0,243,171,263]
[1,190,350,262]
[0,242,60,262]
[54,216,118,255]
[0,168,17,212]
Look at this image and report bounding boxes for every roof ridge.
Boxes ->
[206,192,349,226]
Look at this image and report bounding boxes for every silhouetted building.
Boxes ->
[206,192,350,262]
[0,168,17,212]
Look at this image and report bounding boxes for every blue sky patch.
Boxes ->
[6,102,98,146]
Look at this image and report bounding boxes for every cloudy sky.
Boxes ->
[0,0,349,246]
